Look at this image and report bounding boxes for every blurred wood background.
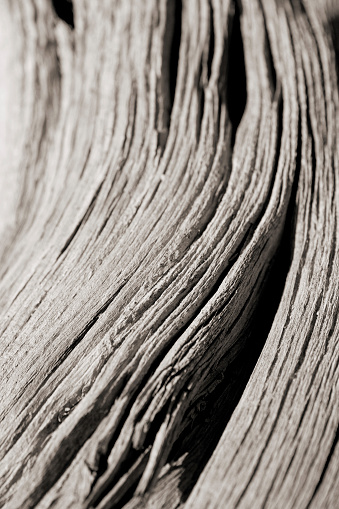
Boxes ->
[0,0,338,507]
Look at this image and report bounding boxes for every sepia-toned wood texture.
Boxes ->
[0,0,338,508]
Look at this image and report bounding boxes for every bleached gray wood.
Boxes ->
[0,0,337,508]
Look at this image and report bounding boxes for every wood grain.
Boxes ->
[0,0,337,508]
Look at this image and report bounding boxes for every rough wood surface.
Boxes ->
[0,0,338,508]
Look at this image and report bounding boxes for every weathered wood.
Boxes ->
[0,0,338,508]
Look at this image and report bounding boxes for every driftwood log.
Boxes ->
[0,0,338,508]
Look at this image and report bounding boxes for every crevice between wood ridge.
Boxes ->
[51,0,74,29]
[169,0,182,117]
[227,0,247,145]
